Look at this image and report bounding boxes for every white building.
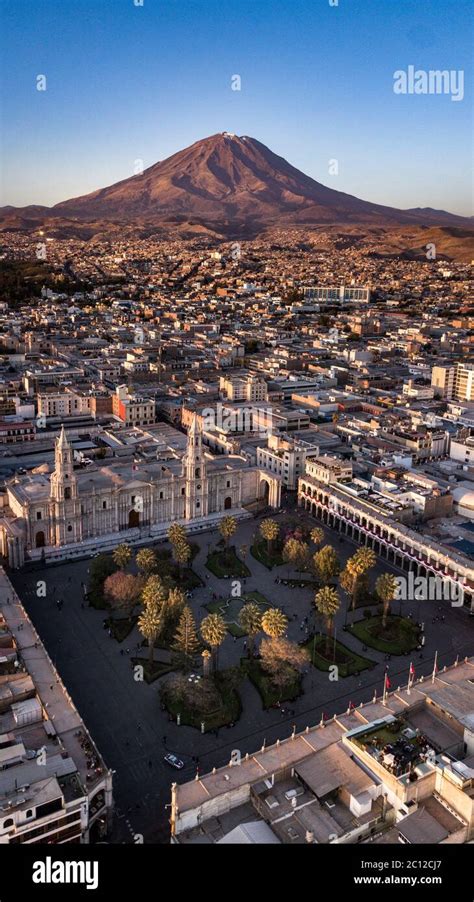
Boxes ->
[0,569,113,844]
[220,375,268,402]
[256,434,318,489]
[0,416,281,568]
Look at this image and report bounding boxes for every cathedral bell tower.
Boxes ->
[183,414,208,520]
[49,425,82,545]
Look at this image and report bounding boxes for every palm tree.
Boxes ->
[200,613,227,672]
[172,538,191,575]
[345,548,376,611]
[352,547,376,576]
[138,599,162,664]
[219,515,237,551]
[340,565,358,622]
[375,573,398,628]
[310,527,324,548]
[261,607,288,639]
[314,586,340,656]
[141,574,167,610]
[238,603,262,657]
[313,544,340,585]
[259,518,279,555]
[113,543,132,571]
[168,523,187,547]
[135,547,157,575]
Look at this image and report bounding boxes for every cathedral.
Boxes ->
[0,416,280,568]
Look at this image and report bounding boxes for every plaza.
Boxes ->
[9,507,474,843]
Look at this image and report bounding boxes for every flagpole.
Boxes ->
[432,650,438,683]
[382,670,387,706]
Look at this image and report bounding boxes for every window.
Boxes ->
[67,525,72,532]
[3,819,13,829]
[181,487,185,495]
[159,491,163,500]
[195,467,201,478]
[64,487,71,500]
[226,480,231,488]
[102,501,107,510]
[36,511,42,520]
[26,809,33,819]
[196,501,200,509]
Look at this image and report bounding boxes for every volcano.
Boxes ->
[1,132,471,237]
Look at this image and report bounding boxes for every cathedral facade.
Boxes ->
[0,417,281,568]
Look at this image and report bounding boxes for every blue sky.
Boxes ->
[1,0,472,214]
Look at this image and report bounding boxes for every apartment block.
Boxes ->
[0,570,113,845]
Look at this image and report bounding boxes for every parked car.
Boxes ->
[164,753,184,770]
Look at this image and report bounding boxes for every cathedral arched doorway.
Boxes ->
[224,496,232,510]
[259,479,270,503]
[35,531,45,549]
[128,509,140,528]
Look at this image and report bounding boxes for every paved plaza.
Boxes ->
[9,509,474,843]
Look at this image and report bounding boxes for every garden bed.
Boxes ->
[302,634,375,678]
[350,615,421,655]
[250,540,284,569]
[131,658,176,683]
[243,659,302,709]
[205,591,271,637]
[160,670,242,730]
[105,616,137,643]
[206,546,251,578]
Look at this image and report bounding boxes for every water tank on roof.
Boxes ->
[11,698,42,726]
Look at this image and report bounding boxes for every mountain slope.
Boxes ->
[1,133,472,237]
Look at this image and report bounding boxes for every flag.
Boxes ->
[432,651,438,683]
[382,669,390,705]
[407,661,415,694]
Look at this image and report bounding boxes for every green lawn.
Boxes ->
[206,546,251,578]
[245,591,270,606]
[350,615,421,655]
[250,540,284,569]
[205,591,271,637]
[353,591,381,609]
[131,658,176,684]
[87,591,108,610]
[178,567,204,590]
[243,659,302,709]
[105,616,137,643]
[302,634,376,678]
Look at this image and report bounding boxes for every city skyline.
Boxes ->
[0,0,474,868]
[1,0,472,215]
